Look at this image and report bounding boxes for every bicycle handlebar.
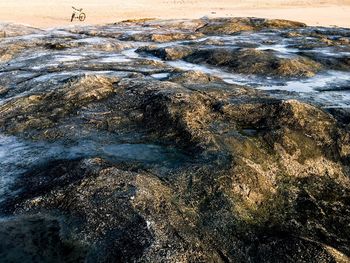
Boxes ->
[72,6,83,12]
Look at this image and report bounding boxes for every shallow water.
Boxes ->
[151,73,171,79]
[103,144,186,164]
[0,133,187,202]
[118,40,350,109]
[97,56,132,63]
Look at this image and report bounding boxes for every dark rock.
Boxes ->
[0,215,86,263]
[137,45,193,60]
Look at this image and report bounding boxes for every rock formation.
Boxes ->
[0,17,349,262]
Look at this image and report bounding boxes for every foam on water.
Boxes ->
[97,56,132,63]
[151,73,171,79]
[259,71,350,93]
[258,71,350,107]
[54,54,86,63]
[73,37,110,45]
[167,60,264,86]
[306,47,350,58]
[121,48,143,59]
[256,44,299,58]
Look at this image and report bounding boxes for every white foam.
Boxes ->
[151,73,170,79]
[258,71,350,93]
[54,54,85,62]
[98,56,132,63]
[167,60,257,85]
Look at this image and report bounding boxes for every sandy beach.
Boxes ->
[0,0,350,29]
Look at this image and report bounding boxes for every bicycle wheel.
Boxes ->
[79,13,86,21]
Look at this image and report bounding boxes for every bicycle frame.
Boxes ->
[71,7,86,22]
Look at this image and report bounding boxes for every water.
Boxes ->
[118,39,350,109]
[103,144,186,164]
[54,54,86,63]
[0,133,187,202]
[151,73,171,79]
[259,70,350,92]
[97,56,132,63]
[256,44,299,58]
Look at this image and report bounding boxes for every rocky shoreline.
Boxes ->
[0,18,349,262]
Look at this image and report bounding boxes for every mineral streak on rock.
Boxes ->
[0,17,350,262]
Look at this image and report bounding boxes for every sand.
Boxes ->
[0,0,350,29]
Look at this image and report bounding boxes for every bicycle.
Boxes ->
[71,6,86,22]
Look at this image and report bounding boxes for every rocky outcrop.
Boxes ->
[137,45,193,60]
[0,23,42,37]
[0,75,117,135]
[138,46,323,77]
[197,17,306,35]
[0,18,350,263]
[185,48,322,77]
[1,73,349,262]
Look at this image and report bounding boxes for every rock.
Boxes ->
[185,48,322,77]
[168,70,222,84]
[300,51,350,71]
[142,19,207,31]
[0,75,117,134]
[137,45,193,60]
[150,32,205,43]
[122,32,205,42]
[120,18,156,23]
[0,23,42,37]
[259,18,306,29]
[0,215,86,262]
[326,108,350,125]
[197,17,306,35]
[0,17,349,263]
[0,43,27,62]
[5,86,350,260]
[0,86,9,96]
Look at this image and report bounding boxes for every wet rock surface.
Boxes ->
[0,17,350,262]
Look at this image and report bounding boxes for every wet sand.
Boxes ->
[0,0,350,29]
